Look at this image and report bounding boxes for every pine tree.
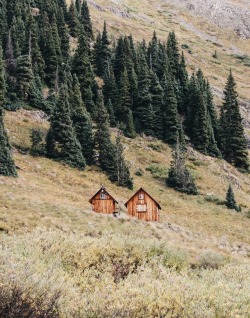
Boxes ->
[0,46,17,177]
[95,90,117,182]
[25,13,45,80]
[46,85,86,170]
[93,32,102,76]
[72,27,95,103]
[103,67,118,107]
[166,136,198,195]
[106,99,116,127]
[40,12,58,87]
[16,54,33,101]
[134,51,155,136]
[115,135,133,190]
[70,75,94,165]
[58,7,70,62]
[80,0,93,41]
[177,52,189,113]
[68,0,79,38]
[0,109,17,177]
[167,31,180,79]
[113,37,126,79]
[147,31,159,73]
[116,70,131,122]
[149,71,163,139]
[226,184,238,211]
[220,70,249,170]
[162,75,179,145]
[75,0,82,13]
[124,110,136,139]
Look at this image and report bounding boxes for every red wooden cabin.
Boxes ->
[89,186,118,214]
[125,188,161,222]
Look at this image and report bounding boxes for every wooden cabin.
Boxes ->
[89,186,118,215]
[125,188,161,222]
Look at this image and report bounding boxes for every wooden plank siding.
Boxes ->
[89,187,118,215]
[125,188,161,222]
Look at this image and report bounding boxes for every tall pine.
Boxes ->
[0,46,17,177]
[95,90,117,182]
[46,84,86,170]
[220,70,249,170]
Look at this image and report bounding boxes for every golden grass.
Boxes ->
[1,109,250,317]
[2,110,250,253]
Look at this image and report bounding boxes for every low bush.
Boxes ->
[197,249,227,269]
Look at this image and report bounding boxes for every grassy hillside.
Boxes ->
[1,109,250,317]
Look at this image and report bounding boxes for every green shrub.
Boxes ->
[146,164,168,179]
[204,195,225,205]
[197,250,227,269]
[135,168,144,176]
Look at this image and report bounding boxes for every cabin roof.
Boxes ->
[125,187,161,209]
[89,186,118,204]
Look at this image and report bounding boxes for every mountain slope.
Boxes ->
[77,0,250,127]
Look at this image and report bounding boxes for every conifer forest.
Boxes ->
[0,0,249,186]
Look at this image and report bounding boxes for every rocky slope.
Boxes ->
[162,0,250,39]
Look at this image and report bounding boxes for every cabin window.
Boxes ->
[100,193,107,199]
[136,204,147,212]
[138,193,144,200]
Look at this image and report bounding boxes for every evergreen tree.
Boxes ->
[95,90,117,182]
[116,70,131,121]
[72,27,95,102]
[100,21,111,78]
[220,70,249,170]
[149,71,163,139]
[46,85,86,170]
[25,13,45,80]
[0,109,17,177]
[80,0,93,41]
[70,75,94,165]
[40,12,58,87]
[124,109,136,139]
[0,47,17,177]
[68,0,79,38]
[134,51,155,136]
[177,52,189,113]
[58,7,70,61]
[75,0,82,13]
[113,37,126,79]
[103,67,118,107]
[0,45,7,106]
[93,32,102,76]
[115,135,133,190]
[16,54,33,101]
[162,75,179,145]
[226,184,238,211]
[192,89,209,153]
[166,136,198,195]
[106,99,116,127]
[167,31,180,79]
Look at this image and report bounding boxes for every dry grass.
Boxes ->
[1,109,250,317]
[2,110,250,253]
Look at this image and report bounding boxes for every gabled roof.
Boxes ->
[125,187,161,209]
[89,186,118,204]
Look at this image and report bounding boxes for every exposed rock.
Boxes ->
[162,0,250,39]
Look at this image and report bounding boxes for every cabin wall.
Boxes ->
[91,193,116,214]
[127,190,159,222]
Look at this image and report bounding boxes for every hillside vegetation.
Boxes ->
[1,109,250,317]
[0,0,250,317]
